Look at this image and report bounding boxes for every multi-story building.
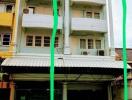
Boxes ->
[0,0,19,58]
[0,0,131,100]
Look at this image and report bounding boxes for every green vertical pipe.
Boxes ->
[50,0,58,100]
[122,0,128,100]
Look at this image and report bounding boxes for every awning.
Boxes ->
[1,57,131,75]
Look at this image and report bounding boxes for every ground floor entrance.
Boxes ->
[14,81,109,100]
[15,81,62,100]
[68,89,107,100]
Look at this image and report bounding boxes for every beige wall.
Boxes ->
[26,5,62,16]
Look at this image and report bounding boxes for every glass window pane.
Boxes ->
[35,36,41,46]
[6,5,13,13]
[2,34,10,46]
[96,40,101,49]
[80,39,86,49]
[88,39,93,49]
[26,36,33,46]
[44,37,50,47]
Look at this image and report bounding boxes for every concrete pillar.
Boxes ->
[64,0,71,54]
[10,81,15,100]
[108,84,112,100]
[10,0,21,54]
[106,0,115,56]
[104,33,110,56]
[63,83,67,100]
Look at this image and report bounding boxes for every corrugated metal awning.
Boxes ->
[1,57,131,75]
[1,57,131,69]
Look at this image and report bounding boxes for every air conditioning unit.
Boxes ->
[97,50,104,56]
[81,51,88,55]
[23,8,29,14]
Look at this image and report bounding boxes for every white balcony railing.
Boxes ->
[22,14,107,32]
[72,18,107,32]
[22,14,62,29]
[72,0,106,5]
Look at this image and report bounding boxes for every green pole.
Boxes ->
[50,0,58,100]
[122,0,128,100]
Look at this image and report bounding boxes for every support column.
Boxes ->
[63,83,67,100]
[10,0,21,54]
[10,81,15,100]
[106,0,115,56]
[108,84,112,100]
[64,0,71,54]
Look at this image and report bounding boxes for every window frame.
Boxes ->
[87,39,94,49]
[6,4,14,13]
[95,40,102,49]
[79,37,103,50]
[0,33,11,46]
[83,10,100,19]
[35,36,42,47]
[80,39,86,49]
[44,36,50,47]
[26,35,34,47]
[25,35,59,48]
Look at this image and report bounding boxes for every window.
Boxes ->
[6,5,13,13]
[94,12,100,19]
[80,38,102,50]
[2,34,10,46]
[44,36,50,47]
[55,37,59,47]
[26,35,59,47]
[96,40,101,49]
[80,39,86,49]
[86,12,92,18]
[35,36,42,46]
[26,36,33,46]
[88,39,93,49]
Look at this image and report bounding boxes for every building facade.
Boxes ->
[0,0,130,100]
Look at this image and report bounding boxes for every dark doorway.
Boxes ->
[15,81,62,100]
[0,89,10,100]
[68,89,107,100]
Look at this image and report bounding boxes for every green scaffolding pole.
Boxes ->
[50,0,58,100]
[122,0,128,100]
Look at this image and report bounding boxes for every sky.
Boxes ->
[112,0,132,48]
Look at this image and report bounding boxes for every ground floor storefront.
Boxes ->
[0,56,127,100]
[0,74,113,100]
[15,81,108,100]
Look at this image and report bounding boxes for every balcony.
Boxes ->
[0,13,14,27]
[22,14,62,29]
[72,0,106,5]
[72,18,107,32]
